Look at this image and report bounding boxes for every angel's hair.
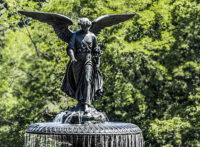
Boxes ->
[78,18,91,27]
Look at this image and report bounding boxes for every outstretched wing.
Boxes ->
[90,13,137,35]
[18,11,73,43]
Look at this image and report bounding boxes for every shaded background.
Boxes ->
[0,0,199,146]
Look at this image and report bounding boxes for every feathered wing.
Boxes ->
[18,11,73,43]
[89,13,137,35]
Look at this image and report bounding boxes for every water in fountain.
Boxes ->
[25,133,143,147]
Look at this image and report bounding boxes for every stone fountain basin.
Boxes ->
[26,122,143,147]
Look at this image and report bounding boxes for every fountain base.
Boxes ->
[25,105,143,147]
[25,122,143,147]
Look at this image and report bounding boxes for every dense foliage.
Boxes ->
[0,0,199,146]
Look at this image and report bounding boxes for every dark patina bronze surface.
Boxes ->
[18,11,136,112]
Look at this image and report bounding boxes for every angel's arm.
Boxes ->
[92,36,101,69]
[67,33,77,62]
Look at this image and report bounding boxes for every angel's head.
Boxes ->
[78,18,91,33]
[78,18,91,27]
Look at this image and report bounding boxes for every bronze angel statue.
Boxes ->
[18,11,136,112]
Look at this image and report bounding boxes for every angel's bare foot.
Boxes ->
[84,104,89,113]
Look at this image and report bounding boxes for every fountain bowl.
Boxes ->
[25,122,143,147]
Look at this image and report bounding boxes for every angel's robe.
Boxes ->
[61,30,103,105]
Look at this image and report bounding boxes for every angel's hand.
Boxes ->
[95,64,99,71]
[70,58,77,64]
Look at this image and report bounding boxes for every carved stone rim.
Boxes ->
[26,122,142,135]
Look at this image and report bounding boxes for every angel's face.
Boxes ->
[81,25,89,33]
[78,18,91,33]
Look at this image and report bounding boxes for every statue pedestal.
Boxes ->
[53,105,108,124]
